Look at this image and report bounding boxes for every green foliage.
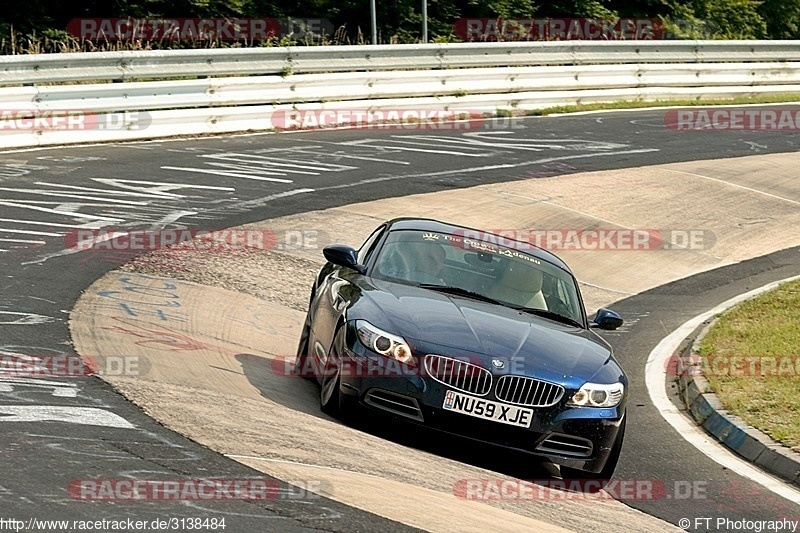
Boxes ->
[660,0,767,39]
[0,0,790,53]
[759,0,800,38]
[534,0,617,18]
[570,0,617,18]
[432,33,461,42]
[468,0,536,18]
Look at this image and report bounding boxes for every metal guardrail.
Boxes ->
[4,63,800,113]
[1,41,800,85]
[1,41,800,149]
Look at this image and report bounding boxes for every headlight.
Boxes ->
[355,320,413,364]
[567,382,624,407]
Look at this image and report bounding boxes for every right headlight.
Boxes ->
[355,320,413,364]
[567,382,625,408]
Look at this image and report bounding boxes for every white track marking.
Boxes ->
[313,153,410,165]
[224,188,316,210]
[0,377,77,397]
[0,188,148,205]
[92,178,235,196]
[645,275,800,505]
[0,311,55,324]
[661,169,800,205]
[160,166,294,182]
[344,142,491,157]
[34,182,178,198]
[0,228,62,237]
[0,218,84,228]
[205,161,319,176]
[0,201,124,223]
[578,280,635,295]
[0,406,134,428]
[317,149,660,190]
[377,137,497,151]
[201,152,357,172]
[0,238,46,245]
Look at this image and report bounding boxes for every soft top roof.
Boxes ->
[383,217,573,274]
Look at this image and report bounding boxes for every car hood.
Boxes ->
[361,279,614,383]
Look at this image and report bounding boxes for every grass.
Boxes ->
[0,24,362,55]
[0,23,435,55]
[527,93,800,116]
[697,279,800,450]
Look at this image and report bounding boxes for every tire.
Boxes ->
[560,416,626,485]
[319,327,359,423]
[320,327,346,414]
[319,353,342,417]
[294,314,316,381]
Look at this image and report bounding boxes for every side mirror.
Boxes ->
[592,308,624,330]
[323,245,365,274]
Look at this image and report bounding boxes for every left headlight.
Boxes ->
[567,382,625,408]
[355,320,413,364]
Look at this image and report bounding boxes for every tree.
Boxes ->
[660,0,767,39]
[759,0,800,39]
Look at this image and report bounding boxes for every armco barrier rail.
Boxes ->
[3,41,800,85]
[1,41,800,148]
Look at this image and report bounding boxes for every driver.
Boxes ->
[492,260,546,309]
[406,241,446,285]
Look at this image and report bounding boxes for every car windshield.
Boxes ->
[370,229,585,326]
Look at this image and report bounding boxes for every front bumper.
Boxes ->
[339,348,626,474]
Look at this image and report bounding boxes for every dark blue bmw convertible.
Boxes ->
[295,218,627,480]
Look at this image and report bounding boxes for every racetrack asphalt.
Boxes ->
[2,108,800,531]
[69,144,800,528]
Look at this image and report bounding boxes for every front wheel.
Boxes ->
[294,313,317,380]
[319,353,342,417]
[319,327,357,423]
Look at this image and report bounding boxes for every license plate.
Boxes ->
[442,390,533,428]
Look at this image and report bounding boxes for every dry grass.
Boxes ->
[0,24,364,55]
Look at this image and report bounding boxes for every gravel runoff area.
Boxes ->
[121,210,379,311]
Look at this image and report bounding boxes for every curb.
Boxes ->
[675,318,800,488]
